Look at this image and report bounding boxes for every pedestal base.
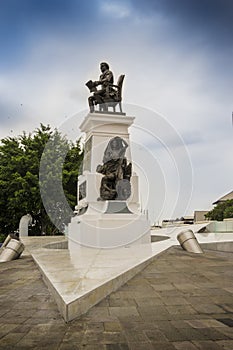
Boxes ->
[68,207,150,249]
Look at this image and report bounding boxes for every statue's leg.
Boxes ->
[94,90,108,111]
[88,96,95,113]
[93,91,104,104]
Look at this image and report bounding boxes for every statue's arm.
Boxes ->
[99,71,113,85]
[121,139,128,149]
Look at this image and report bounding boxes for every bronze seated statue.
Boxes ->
[86,62,125,114]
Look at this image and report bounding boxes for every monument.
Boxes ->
[68,62,150,249]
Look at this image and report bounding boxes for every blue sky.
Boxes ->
[0,0,232,221]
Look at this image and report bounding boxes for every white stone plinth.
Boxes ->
[68,112,150,250]
[68,209,150,249]
[80,113,134,173]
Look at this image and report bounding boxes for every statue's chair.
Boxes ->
[99,75,125,114]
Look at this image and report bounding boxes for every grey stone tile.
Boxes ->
[166,305,197,315]
[109,306,139,318]
[104,322,122,332]
[58,344,81,350]
[134,297,164,306]
[150,343,177,350]
[192,304,225,314]
[172,341,199,350]
[143,329,168,342]
[193,340,224,349]
[124,330,148,342]
[109,298,137,307]
[161,297,190,306]
[185,319,226,329]
[105,344,130,350]
[137,305,169,318]
[176,328,208,341]
[216,340,233,350]
[128,343,154,350]
[198,327,230,340]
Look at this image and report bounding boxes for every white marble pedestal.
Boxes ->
[68,112,150,249]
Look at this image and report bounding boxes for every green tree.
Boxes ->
[0,124,83,239]
[205,200,233,221]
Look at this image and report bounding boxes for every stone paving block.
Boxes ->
[198,327,230,340]
[104,322,122,332]
[109,306,139,318]
[137,305,169,318]
[62,331,85,342]
[185,297,214,305]
[0,323,19,338]
[150,342,177,350]
[0,332,26,347]
[174,283,200,291]
[23,317,61,325]
[172,341,199,350]
[58,343,81,350]
[216,340,233,350]
[124,330,149,342]
[127,342,154,350]
[143,329,168,342]
[216,318,233,327]
[152,284,175,291]
[134,297,164,306]
[166,305,197,315]
[80,330,107,345]
[192,304,226,314]
[182,289,210,297]
[221,304,233,313]
[156,290,186,298]
[213,326,233,339]
[109,298,137,307]
[86,322,104,332]
[161,297,190,306]
[176,328,208,341]
[105,344,130,350]
[193,340,224,349]
[102,331,128,344]
[186,319,227,328]
[171,320,194,329]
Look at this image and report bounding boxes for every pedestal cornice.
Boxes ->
[80,113,135,133]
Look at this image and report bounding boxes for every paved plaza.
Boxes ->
[1,246,233,349]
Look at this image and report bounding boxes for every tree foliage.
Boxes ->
[205,200,233,221]
[0,124,83,238]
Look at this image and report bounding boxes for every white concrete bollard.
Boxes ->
[177,229,203,254]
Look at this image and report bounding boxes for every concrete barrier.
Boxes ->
[0,236,25,262]
[177,229,203,254]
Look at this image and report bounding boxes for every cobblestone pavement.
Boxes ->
[1,247,233,349]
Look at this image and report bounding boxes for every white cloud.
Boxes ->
[99,0,131,19]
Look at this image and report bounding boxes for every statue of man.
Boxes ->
[87,62,114,112]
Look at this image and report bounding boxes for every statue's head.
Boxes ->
[110,136,121,150]
[100,62,109,72]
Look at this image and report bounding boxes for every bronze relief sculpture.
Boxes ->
[96,137,132,201]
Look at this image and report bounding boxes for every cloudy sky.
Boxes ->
[1,0,232,222]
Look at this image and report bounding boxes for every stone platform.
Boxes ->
[20,224,233,322]
[1,245,233,349]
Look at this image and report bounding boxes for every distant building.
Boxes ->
[213,190,233,205]
[162,216,194,227]
[194,210,209,223]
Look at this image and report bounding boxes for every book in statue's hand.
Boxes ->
[86,80,96,92]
